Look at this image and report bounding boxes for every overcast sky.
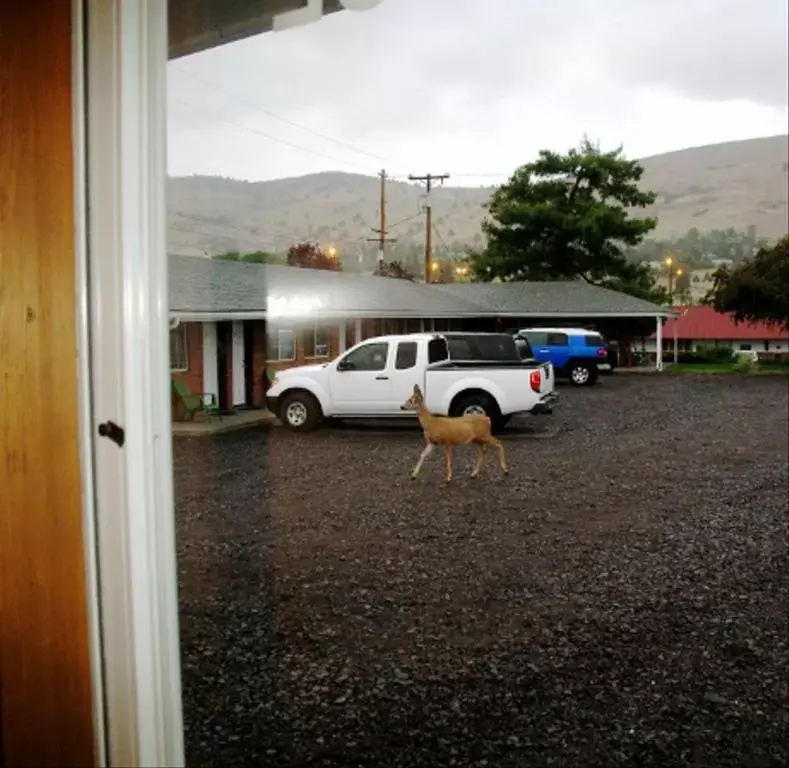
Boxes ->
[167,0,788,185]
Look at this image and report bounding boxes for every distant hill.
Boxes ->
[167,134,788,262]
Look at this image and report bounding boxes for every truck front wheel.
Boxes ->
[280,391,322,431]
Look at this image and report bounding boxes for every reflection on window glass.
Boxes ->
[164,2,786,766]
[302,323,331,357]
[267,327,294,361]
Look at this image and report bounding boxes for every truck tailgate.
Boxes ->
[536,361,554,393]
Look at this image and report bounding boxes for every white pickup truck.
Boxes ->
[265,332,558,432]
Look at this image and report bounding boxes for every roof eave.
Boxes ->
[171,308,678,321]
[168,0,348,60]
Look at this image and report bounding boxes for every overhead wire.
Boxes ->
[170,68,508,182]
[171,63,394,167]
[170,95,382,175]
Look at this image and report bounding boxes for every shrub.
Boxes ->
[732,356,759,374]
[694,343,735,364]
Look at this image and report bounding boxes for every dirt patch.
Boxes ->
[175,375,789,767]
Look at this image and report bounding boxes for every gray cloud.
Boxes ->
[598,0,789,108]
[167,0,788,180]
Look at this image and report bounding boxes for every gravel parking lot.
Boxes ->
[174,374,788,768]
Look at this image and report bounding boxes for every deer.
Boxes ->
[400,384,508,482]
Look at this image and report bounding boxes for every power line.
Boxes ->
[448,173,509,178]
[171,81,507,184]
[171,64,393,167]
[170,95,380,175]
[386,212,422,230]
[432,223,451,253]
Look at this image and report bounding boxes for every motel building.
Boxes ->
[2,2,675,766]
[167,254,677,420]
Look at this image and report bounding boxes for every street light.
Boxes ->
[663,256,683,304]
[326,246,337,258]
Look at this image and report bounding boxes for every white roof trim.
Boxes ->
[171,309,678,321]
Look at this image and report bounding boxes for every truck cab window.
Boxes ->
[427,337,449,364]
[395,341,418,370]
[340,342,389,371]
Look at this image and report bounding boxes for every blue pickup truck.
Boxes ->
[514,327,610,386]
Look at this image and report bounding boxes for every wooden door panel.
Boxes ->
[0,2,95,766]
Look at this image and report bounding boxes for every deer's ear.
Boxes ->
[413,384,420,394]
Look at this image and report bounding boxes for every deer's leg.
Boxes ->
[491,436,508,475]
[443,444,453,482]
[411,441,434,478]
[471,444,486,478]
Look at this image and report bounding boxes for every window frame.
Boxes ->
[267,327,295,362]
[78,1,185,765]
[169,323,189,372]
[302,322,331,359]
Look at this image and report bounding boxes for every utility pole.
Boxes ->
[408,172,449,282]
[367,169,396,270]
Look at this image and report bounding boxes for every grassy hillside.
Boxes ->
[167,134,788,260]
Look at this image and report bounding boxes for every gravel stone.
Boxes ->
[175,374,789,768]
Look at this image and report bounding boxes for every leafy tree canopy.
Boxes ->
[625,225,771,268]
[375,260,416,281]
[470,137,666,303]
[704,235,789,330]
[285,242,342,271]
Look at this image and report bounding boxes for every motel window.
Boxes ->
[267,328,295,361]
[302,323,331,358]
[169,324,188,372]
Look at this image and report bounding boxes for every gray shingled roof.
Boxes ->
[169,254,674,319]
[433,281,676,317]
[169,254,486,319]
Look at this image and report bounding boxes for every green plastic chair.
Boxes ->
[172,378,222,421]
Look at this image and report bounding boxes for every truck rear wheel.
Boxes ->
[452,393,504,431]
[280,391,322,431]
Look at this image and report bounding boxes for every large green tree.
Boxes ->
[704,235,789,330]
[471,138,667,302]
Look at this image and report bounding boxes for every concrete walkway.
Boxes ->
[172,409,276,437]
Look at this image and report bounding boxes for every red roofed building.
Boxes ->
[645,305,789,354]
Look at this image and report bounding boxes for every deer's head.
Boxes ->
[400,384,424,411]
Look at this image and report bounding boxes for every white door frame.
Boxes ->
[232,320,246,405]
[79,0,185,765]
[203,321,219,401]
